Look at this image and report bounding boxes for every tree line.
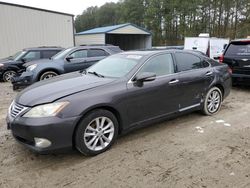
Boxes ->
[75,0,250,45]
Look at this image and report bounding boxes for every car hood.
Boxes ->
[0,59,15,65]
[23,59,55,67]
[16,72,115,106]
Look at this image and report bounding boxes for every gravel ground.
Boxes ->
[1,82,250,188]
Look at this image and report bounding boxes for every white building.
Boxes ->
[0,2,75,58]
[75,23,152,50]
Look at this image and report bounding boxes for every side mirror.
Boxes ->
[134,72,156,86]
[21,58,27,63]
[66,56,73,62]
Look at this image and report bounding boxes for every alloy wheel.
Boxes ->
[84,117,115,151]
[207,90,221,113]
[3,70,16,82]
[40,71,58,80]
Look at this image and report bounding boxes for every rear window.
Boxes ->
[225,42,250,56]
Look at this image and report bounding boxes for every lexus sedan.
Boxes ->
[6,50,232,156]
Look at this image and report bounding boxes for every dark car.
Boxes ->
[220,39,250,85]
[6,50,231,156]
[0,47,63,82]
[11,45,122,89]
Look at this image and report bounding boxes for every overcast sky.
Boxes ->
[2,0,119,16]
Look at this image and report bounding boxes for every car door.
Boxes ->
[64,49,88,72]
[174,52,214,110]
[126,53,180,125]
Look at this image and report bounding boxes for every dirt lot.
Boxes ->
[1,83,250,188]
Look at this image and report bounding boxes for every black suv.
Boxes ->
[12,45,122,89]
[0,47,63,82]
[220,39,250,85]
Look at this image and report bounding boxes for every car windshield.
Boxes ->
[226,42,250,56]
[51,48,72,60]
[87,54,141,78]
[7,51,25,61]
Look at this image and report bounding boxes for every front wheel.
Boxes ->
[39,71,58,81]
[75,109,118,156]
[202,87,222,115]
[3,70,16,82]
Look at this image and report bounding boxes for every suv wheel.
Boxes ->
[202,87,222,115]
[75,109,118,156]
[39,71,58,81]
[3,70,16,82]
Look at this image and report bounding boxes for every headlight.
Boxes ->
[23,101,69,118]
[0,63,4,68]
[26,64,37,72]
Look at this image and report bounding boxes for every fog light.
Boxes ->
[34,137,51,148]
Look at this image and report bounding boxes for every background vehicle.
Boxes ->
[11,45,122,89]
[0,47,63,82]
[7,50,231,156]
[220,39,250,85]
[184,33,229,60]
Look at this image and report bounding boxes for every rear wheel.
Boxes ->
[39,71,58,81]
[75,109,118,156]
[202,87,222,115]
[3,70,16,82]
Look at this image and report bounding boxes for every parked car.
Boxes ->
[6,50,232,156]
[220,39,250,85]
[0,47,63,82]
[11,45,122,89]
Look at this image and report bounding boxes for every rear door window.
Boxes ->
[175,53,203,72]
[88,49,109,57]
[42,50,60,58]
[225,42,250,56]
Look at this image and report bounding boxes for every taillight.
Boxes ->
[219,55,224,63]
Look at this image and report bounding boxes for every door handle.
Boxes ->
[169,79,179,84]
[205,71,213,76]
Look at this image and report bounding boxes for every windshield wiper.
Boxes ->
[88,71,105,78]
[79,69,86,74]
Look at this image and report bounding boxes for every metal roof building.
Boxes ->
[0,2,75,58]
[75,23,152,50]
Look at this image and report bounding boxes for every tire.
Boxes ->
[202,87,222,115]
[75,109,119,156]
[3,70,16,82]
[39,71,58,81]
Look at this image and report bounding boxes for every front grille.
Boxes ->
[10,102,27,118]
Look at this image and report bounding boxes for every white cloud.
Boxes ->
[2,0,118,16]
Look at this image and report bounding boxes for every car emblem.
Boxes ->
[242,59,248,61]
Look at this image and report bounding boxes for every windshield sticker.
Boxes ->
[126,55,142,60]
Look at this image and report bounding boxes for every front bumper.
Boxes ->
[6,114,81,154]
[11,71,35,90]
[232,73,250,85]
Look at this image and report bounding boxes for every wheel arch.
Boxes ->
[72,105,123,147]
[37,68,61,81]
[212,83,225,99]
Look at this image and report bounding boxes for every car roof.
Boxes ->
[119,49,205,57]
[24,46,64,51]
[230,38,250,43]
